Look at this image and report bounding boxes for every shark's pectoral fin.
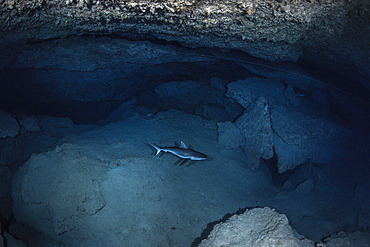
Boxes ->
[186,160,196,167]
[174,158,185,166]
[179,159,189,166]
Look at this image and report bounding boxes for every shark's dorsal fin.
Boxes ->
[180,141,188,149]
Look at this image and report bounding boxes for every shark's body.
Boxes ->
[148,141,207,161]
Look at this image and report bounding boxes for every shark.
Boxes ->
[148,141,207,163]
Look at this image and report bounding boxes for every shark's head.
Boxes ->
[189,152,207,161]
[168,147,208,161]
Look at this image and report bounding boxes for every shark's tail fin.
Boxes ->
[148,142,162,156]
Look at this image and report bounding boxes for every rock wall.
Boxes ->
[219,77,352,173]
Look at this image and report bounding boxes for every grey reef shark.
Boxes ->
[148,141,208,166]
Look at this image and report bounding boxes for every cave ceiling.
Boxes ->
[0,0,369,91]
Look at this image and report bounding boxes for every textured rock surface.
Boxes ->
[12,147,108,239]
[235,97,274,170]
[226,78,352,173]
[0,0,368,100]
[271,104,351,173]
[198,208,370,246]
[226,78,287,108]
[199,207,314,247]
[1,0,368,64]
[217,121,244,150]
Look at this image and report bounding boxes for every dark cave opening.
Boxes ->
[0,68,123,123]
[0,39,259,125]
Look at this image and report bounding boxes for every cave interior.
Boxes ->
[0,31,369,246]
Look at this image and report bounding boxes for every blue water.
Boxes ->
[0,35,369,246]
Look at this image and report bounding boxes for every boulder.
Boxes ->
[222,97,244,122]
[217,121,244,150]
[271,104,351,173]
[12,145,107,240]
[234,97,274,170]
[226,77,351,173]
[0,109,19,139]
[226,78,286,109]
[199,207,314,247]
